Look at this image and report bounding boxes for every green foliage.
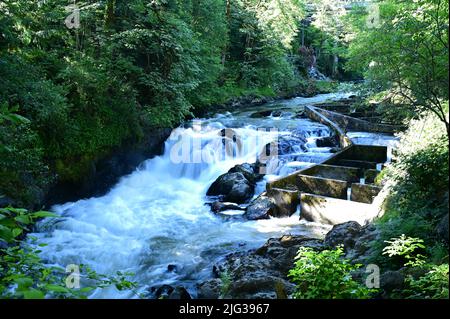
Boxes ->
[381,235,449,299]
[382,235,426,267]
[347,0,449,132]
[0,207,57,244]
[405,264,449,299]
[219,271,232,298]
[288,246,374,299]
[1,0,317,205]
[0,207,138,299]
[370,112,448,271]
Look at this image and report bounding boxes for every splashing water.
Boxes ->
[28,93,350,298]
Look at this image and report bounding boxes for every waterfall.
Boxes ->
[27,93,348,298]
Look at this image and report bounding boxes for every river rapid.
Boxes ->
[29,92,353,298]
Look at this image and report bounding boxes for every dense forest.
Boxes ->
[0,0,449,300]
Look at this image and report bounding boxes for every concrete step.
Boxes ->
[296,174,349,199]
[351,183,382,204]
[334,159,377,169]
[301,164,361,183]
[299,193,378,226]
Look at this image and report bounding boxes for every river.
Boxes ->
[29,92,353,298]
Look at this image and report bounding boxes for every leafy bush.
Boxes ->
[382,235,426,267]
[405,264,449,299]
[288,246,374,299]
[372,112,449,266]
[0,207,138,299]
[381,235,449,299]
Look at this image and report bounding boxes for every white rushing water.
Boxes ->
[29,93,351,298]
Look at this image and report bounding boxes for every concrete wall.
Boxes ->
[304,106,352,148]
[351,183,382,204]
[267,188,300,217]
[301,164,361,183]
[297,175,349,199]
[324,144,388,164]
[300,193,377,225]
[309,106,398,134]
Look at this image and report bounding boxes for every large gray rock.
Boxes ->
[205,235,324,299]
[316,136,338,148]
[244,195,275,220]
[197,279,222,299]
[380,271,405,292]
[168,287,191,299]
[228,163,263,184]
[324,221,363,251]
[207,172,254,204]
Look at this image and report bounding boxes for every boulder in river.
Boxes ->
[207,163,263,204]
[197,279,222,299]
[209,201,245,213]
[168,286,192,299]
[316,135,338,148]
[244,194,276,220]
[151,284,192,299]
[206,172,254,204]
[228,163,263,184]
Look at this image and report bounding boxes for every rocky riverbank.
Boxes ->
[195,221,380,299]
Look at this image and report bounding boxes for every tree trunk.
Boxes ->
[221,0,232,66]
[104,0,116,30]
[332,41,339,79]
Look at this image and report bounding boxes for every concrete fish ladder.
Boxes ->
[266,105,398,226]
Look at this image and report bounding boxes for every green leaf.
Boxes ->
[15,277,33,289]
[23,289,45,299]
[31,211,58,218]
[45,284,70,293]
[12,228,23,238]
[14,215,31,225]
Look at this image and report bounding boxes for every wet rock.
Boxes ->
[330,147,340,153]
[207,235,324,299]
[271,111,283,117]
[209,201,245,213]
[244,195,275,220]
[324,221,362,251]
[229,276,292,299]
[153,284,174,299]
[278,136,308,155]
[207,172,254,204]
[380,271,405,292]
[255,235,324,274]
[167,264,178,272]
[294,111,306,119]
[316,136,338,148]
[229,163,263,184]
[168,287,191,299]
[436,214,449,244]
[250,110,273,118]
[197,279,222,299]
